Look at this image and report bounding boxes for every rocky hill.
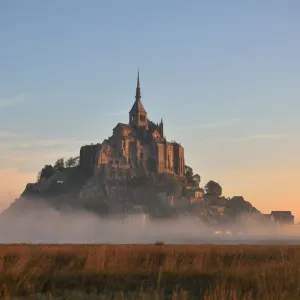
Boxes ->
[2,157,263,226]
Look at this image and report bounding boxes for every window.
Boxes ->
[140,115,146,121]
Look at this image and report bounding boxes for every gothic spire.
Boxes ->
[135,68,141,100]
[129,69,146,115]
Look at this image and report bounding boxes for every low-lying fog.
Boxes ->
[0,200,299,244]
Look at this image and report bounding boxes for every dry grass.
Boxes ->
[0,244,300,299]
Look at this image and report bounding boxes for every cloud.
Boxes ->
[0,148,80,174]
[105,110,128,116]
[0,94,25,109]
[247,133,287,140]
[0,135,98,172]
[220,133,287,143]
[8,150,78,164]
[17,138,98,148]
[175,118,239,131]
[0,130,26,141]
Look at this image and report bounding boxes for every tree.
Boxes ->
[36,170,42,182]
[39,164,54,180]
[53,158,65,171]
[65,157,77,168]
[159,172,183,197]
[184,165,193,178]
[73,156,80,166]
[184,165,200,186]
[227,196,260,214]
[192,174,201,186]
[204,180,222,197]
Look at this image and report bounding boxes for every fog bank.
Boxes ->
[0,200,299,244]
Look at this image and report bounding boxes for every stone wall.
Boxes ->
[157,142,165,172]
[173,143,184,176]
[80,144,101,171]
[165,142,174,172]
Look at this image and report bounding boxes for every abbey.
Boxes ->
[80,71,185,179]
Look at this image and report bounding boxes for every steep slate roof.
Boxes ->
[129,99,147,114]
[115,123,132,129]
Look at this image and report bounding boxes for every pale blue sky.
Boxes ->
[0,0,300,216]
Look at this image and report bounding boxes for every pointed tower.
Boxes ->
[129,69,148,128]
[159,118,164,137]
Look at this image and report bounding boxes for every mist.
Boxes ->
[0,199,299,244]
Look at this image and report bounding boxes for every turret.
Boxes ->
[159,118,164,137]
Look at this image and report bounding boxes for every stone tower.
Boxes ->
[129,70,148,129]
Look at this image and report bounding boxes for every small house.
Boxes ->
[270,211,294,224]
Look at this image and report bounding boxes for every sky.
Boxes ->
[0,0,299,220]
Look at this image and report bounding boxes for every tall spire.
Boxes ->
[129,68,147,127]
[135,68,141,100]
[130,68,146,115]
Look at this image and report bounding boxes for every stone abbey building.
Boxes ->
[80,71,185,180]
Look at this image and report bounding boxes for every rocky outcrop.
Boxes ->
[3,160,263,225]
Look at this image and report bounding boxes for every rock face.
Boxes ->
[3,162,265,225]
[6,164,182,219]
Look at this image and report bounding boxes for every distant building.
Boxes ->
[270,211,294,224]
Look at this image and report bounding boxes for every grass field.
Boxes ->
[0,244,300,299]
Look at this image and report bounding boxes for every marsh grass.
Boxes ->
[0,244,300,299]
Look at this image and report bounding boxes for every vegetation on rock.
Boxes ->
[7,155,261,221]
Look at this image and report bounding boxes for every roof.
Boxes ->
[271,211,292,216]
[114,123,132,130]
[80,143,101,151]
[271,211,294,222]
[129,99,147,114]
